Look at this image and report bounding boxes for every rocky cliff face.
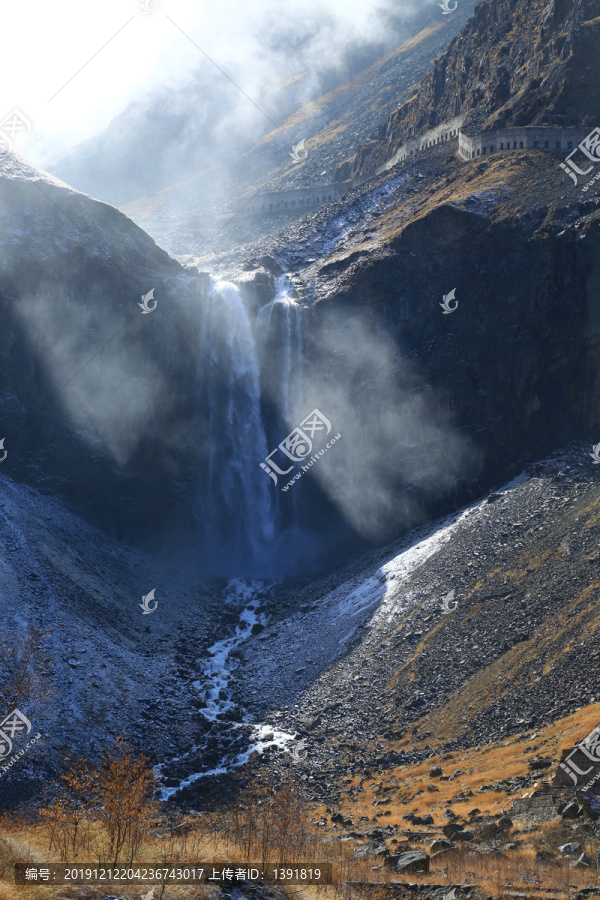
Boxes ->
[234,134,600,538]
[5,130,600,578]
[336,0,600,183]
[0,153,206,543]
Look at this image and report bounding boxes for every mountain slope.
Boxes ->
[237,446,600,799]
[0,470,227,811]
[47,1,479,256]
[0,152,206,541]
[336,0,600,183]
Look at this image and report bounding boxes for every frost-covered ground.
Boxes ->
[235,498,487,714]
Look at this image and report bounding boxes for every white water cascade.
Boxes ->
[157,580,296,800]
[257,274,304,430]
[195,278,275,568]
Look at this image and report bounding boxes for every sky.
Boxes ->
[0,0,419,166]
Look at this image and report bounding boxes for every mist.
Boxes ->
[260,304,481,549]
[0,0,482,576]
[18,0,445,212]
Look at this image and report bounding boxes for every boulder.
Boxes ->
[352,841,388,860]
[559,842,580,855]
[477,823,501,840]
[561,800,581,819]
[429,765,443,777]
[413,814,434,826]
[570,853,593,869]
[404,812,434,825]
[388,851,430,874]
[366,829,385,839]
[442,823,474,842]
[430,839,457,855]
[298,714,322,731]
[528,756,553,771]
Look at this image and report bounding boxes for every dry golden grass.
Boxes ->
[3,698,600,898]
[321,702,600,823]
[296,704,600,897]
[1,798,600,900]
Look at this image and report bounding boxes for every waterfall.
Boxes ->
[195,278,275,569]
[192,274,306,573]
[255,276,305,529]
[257,274,304,431]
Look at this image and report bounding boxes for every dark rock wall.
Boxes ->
[336,0,600,183]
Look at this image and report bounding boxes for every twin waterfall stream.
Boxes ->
[159,276,305,798]
[194,274,304,571]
